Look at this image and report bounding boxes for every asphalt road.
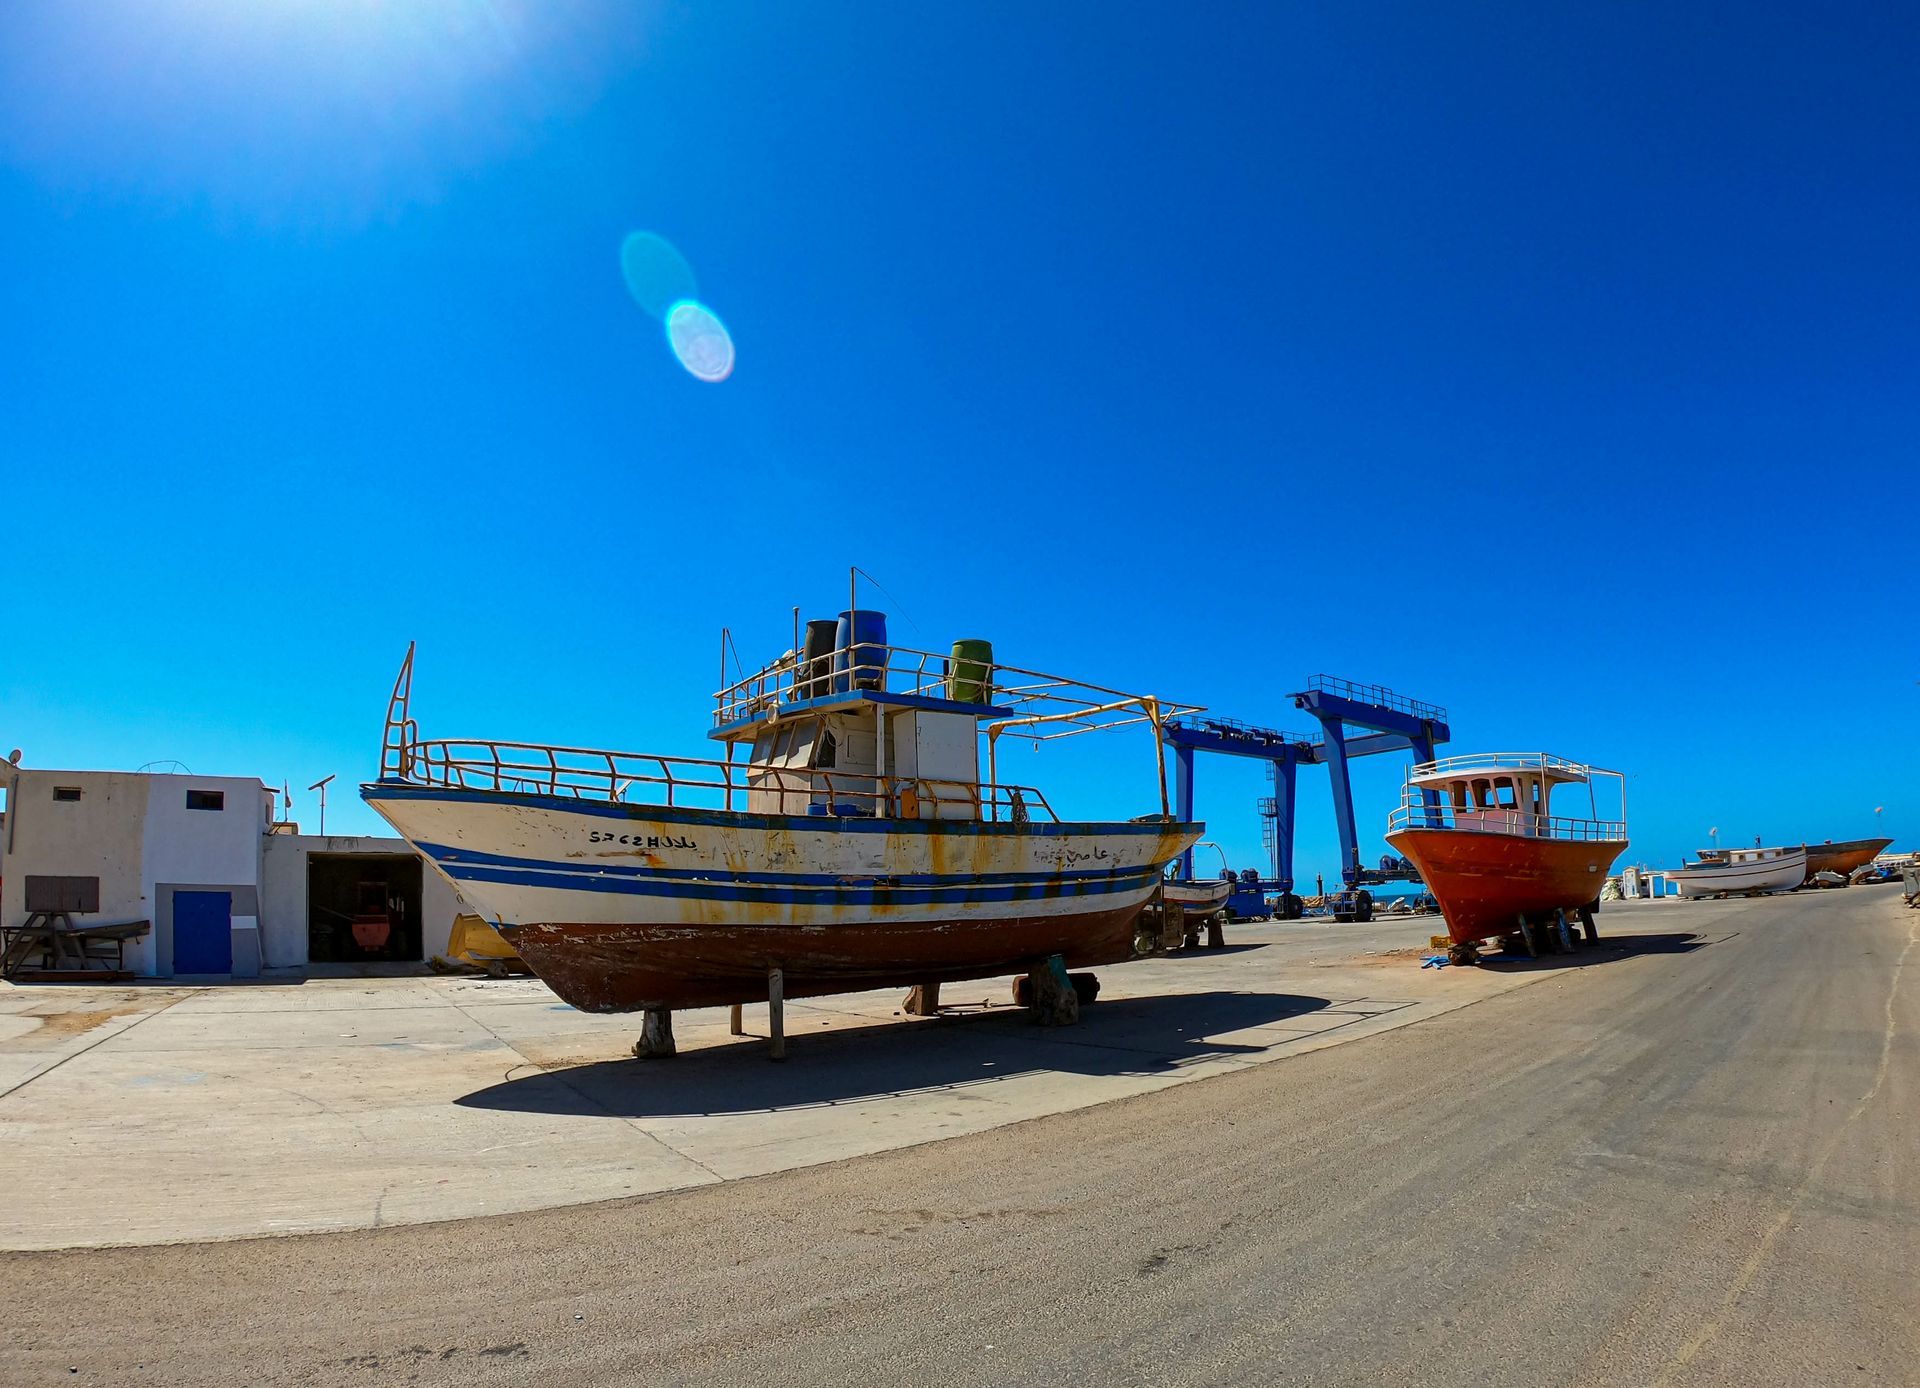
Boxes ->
[4,887,1915,1387]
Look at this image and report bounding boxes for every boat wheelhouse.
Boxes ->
[361,608,1203,1024]
[1385,753,1628,961]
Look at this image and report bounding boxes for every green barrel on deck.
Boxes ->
[947,639,994,704]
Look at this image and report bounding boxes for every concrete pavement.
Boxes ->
[1,886,1906,1387]
[0,906,1601,1249]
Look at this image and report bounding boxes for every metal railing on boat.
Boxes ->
[713,639,1202,742]
[1408,752,1595,781]
[390,737,1060,822]
[1387,802,1627,843]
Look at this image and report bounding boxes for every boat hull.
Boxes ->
[1385,828,1627,944]
[361,782,1201,1011]
[1669,849,1806,898]
[1162,879,1232,920]
[1803,837,1894,880]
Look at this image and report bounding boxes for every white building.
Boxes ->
[1,766,466,978]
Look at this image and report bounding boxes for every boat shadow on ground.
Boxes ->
[455,989,1333,1119]
[1475,931,1720,974]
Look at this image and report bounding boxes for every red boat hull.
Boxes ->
[1387,828,1628,945]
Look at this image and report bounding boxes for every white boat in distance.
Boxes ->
[1162,877,1232,921]
[1668,845,1806,899]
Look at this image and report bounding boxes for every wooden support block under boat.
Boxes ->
[1024,955,1080,1027]
[902,982,942,1016]
[635,1006,676,1059]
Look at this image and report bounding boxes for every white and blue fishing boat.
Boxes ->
[361,606,1202,1015]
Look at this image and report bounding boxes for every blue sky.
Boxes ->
[2,1,1915,872]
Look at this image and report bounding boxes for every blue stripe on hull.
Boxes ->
[439,860,1157,907]
[415,841,1148,889]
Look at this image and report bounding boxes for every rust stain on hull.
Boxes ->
[511,903,1149,1012]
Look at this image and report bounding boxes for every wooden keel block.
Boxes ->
[729,1003,744,1036]
[1024,954,1081,1027]
[634,1006,676,1059]
[902,982,942,1016]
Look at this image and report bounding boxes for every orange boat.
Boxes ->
[1803,836,1894,882]
[1385,753,1628,963]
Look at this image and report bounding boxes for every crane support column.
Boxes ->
[1172,743,1197,880]
[1270,758,1299,895]
[1320,722,1362,888]
[1290,677,1453,892]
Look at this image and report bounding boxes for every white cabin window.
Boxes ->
[53,785,82,802]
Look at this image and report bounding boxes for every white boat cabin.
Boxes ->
[717,692,1004,821]
[1715,845,1798,867]
[1407,758,1590,838]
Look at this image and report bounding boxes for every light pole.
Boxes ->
[309,774,336,836]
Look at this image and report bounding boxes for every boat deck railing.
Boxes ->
[1387,802,1627,842]
[1409,751,1595,782]
[390,737,1060,822]
[714,640,1202,743]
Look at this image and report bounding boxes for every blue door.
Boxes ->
[174,891,232,974]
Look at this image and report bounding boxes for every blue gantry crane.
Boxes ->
[1163,675,1451,923]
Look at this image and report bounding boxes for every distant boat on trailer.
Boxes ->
[1669,845,1806,899]
[361,607,1202,1043]
[1384,753,1629,964]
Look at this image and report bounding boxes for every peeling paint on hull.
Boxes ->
[1387,828,1628,944]
[361,783,1201,1012]
[512,904,1149,1011]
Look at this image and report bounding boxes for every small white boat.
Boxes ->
[1668,845,1806,899]
[1162,877,1232,921]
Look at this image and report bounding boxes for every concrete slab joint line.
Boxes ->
[0,898,1786,1249]
[0,986,206,1105]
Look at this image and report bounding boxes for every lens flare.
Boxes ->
[619,232,698,321]
[666,300,735,382]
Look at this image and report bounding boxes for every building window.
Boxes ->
[186,789,226,812]
[53,786,82,802]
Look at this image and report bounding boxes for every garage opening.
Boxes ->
[306,854,424,963]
